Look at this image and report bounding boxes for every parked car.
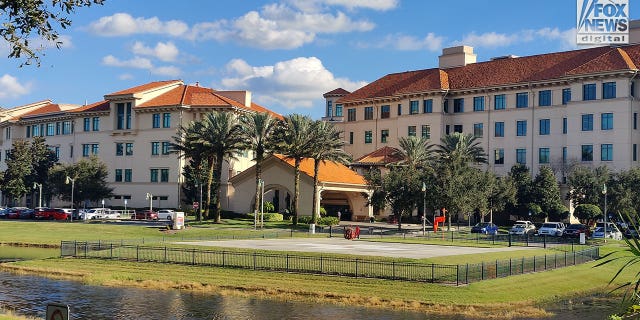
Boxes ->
[7,207,28,219]
[562,224,591,238]
[509,222,536,236]
[157,209,175,220]
[0,208,8,219]
[18,208,35,219]
[132,210,158,220]
[57,208,76,219]
[593,226,623,240]
[34,207,57,220]
[537,222,565,237]
[624,225,639,239]
[470,222,499,235]
[79,208,113,220]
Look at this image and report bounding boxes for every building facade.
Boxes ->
[325,44,640,180]
[0,80,279,209]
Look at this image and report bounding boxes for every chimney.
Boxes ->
[438,45,476,69]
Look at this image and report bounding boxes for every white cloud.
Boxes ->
[220,57,366,109]
[191,3,374,49]
[453,28,577,49]
[0,74,31,100]
[289,0,398,11]
[88,13,188,37]
[358,32,444,51]
[151,66,181,77]
[102,55,153,69]
[455,32,519,48]
[118,73,134,80]
[132,41,179,62]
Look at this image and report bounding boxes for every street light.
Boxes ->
[422,181,426,235]
[259,179,265,229]
[65,176,75,222]
[32,182,42,208]
[603,183,608,243]
[146,192,153,212]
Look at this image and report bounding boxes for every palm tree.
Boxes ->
[395,136,435,169]
[239,112,280,216]
[309,120,351,224]
[437,132,488,166]
[274,114,314,225]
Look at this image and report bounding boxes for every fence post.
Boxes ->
[74,240,77,257]
[496,259,498,278]
[222,251,226,267]
[192,249,196,265]
[456,265,459,286]
[508,233,512,247]
[136,245,139,262]
[253,252,256,270]
[573,251,576,265]
[84,242,88,258]
[320,256,323,273]
[544,254,547,270]
[392,262,395,279]
[110,243,113,258]
[286,254,289,272]
[509,258,512,276]
[533,255,536,272]
[355,259,359,278]
[164,246,167,262]
[431,264,435,283]
[543,235,547,248]
[329,226,332,238]
[465,263,469,284]
[481,261,484,280]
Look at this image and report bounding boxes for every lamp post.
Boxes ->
[146,193,153,212]
[603,183,608,243]
[422,182,426,235]
[32,182,42,208]
[259,179,265,229]
[65,176,75,222]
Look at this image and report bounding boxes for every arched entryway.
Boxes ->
[320,190,352,220]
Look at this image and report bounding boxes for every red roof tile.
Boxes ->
[338,44,640,103]
[69,100,110,113]
[274,154,366,185]
[107,80,182,96]
[19,103,62,118]
[353,146,403,165]
[323,88,351,97]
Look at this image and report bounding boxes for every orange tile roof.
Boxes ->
[274,154,366,185]
[338,44,640,103]
[19,103,62,118]
[69,100,110,113]
[107,80,182,96]
[353,146,402,165]
[323,88,351,97]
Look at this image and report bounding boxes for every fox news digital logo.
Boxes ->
[577,0,629,45]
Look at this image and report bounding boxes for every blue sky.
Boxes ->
[0,0,635,119]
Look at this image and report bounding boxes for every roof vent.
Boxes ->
[438,45,477,69]
[490,55,519,61]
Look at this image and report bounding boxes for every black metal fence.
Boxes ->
[60,240,599,285]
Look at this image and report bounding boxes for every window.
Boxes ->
[516,92,528,108]
[162,141,171,155]
[601,144,613,161]
[117,102,132,130]
[635,113,638,130]
[632,81,636,97]
[495,122,504,137]
[32,125,40,137]
[151,142,160,155]
[125,143,133,156]
[116,143,124,156]
[582,114,593,131]
[516,120,527,136]
[583,83,596,100]
[26,125,30,138]
[445,125,450,135]
[601,113,613,130]
[473,96,485,112]
[538,90,551,106]
[46,123,55,136]
[364,106,373,120]
[473,123,483,137]
[421,125,430,139]
[53,146,60,159]
[349,132,353,145]
[634,144,637,161]
[563,117,567,134]
[82,143,98,157]
[335,104,343,117]
[162,113,171,128]
[381,105,390,119]
[347,108,356,121]
[380,130,389,143]
[150,169,158,182]
[326,100,332,117]
[115,169,122,182]
[124,169,132,182]
[563,147,567,163]
[582,145,593,161]
[83,118,90,131]
[152,113,161,128]
[539,119,550,135]
[92,117,100,131]
[364,131,372,144]
[408,126,416,136]
[4,127,10,139]
[161,169,169,182]
[539,148,550,164]
[562,88,571,105]
[91,144,99,155]
[410,101,419,114]
[453,125,463,133]
[443,100,449,113]
[494,148,504,165]
[55,122,60,135]
[602,82,616,99]
[423,99,433,113]
[494,94,506,110]
[397,104,402,116]
[453,98,464,113]
[516,149,527,164]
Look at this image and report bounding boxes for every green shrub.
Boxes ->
[319,207,327,217]
[246,212,284,221]
[264,201,275,213]
[317,216,339,226]
[297,216,313,224]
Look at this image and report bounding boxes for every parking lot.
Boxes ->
[176,237,532,259]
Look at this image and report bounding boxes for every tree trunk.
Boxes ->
[292,158,301,226]
[311,159,320,224]
[213,152,224,223]
[204,156,215,220]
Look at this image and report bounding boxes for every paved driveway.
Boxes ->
[175,238,531,259]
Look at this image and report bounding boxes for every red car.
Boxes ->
[562,224,591,238]
[131,210,158,220]
[35,208,68,220]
